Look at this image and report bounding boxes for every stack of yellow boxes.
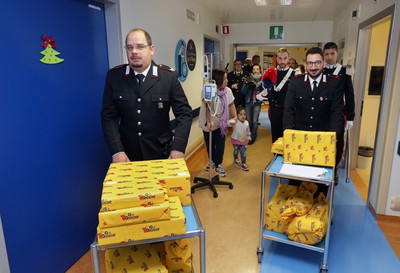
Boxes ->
[97,158,191,246]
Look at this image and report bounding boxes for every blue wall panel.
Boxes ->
[0,0,110,272]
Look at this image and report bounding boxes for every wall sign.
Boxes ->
[175,39,188,82]
[221,25,230,35]
[186,39,196,71]
[269,26,284,40]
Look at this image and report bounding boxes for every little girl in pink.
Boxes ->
[231,106,251,171]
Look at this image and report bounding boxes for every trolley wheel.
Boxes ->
[320,269,328,273]
[257,251,263,263]
[213,192,218,198]
[229,184,234,189]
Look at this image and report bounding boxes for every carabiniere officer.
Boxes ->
[101,28,192,162]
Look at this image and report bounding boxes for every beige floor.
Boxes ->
[67,118,400,272]
[188,126,273,273]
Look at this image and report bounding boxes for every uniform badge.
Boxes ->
[158,102,163,109]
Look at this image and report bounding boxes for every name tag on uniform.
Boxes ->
[158,102,164,109]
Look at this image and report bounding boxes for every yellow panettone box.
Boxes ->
[283,129,336,167]
[104,172,155,184]
[97,196,186,246]
[99,199,171,228]
[101,180,166,211]
[148,159,191,206]
[103,158,191,206]
[271,137,284,154]
[155,172,191,206]
[105,244,168,273]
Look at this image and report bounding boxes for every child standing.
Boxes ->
[199,69,237,177]
[231,106,251,171]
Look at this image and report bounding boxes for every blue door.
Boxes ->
[0,0,110,272]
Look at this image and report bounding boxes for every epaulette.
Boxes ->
[110,64,126,70]
[157,64,175,72]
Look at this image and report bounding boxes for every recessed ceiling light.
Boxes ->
[255,0,267,7]
[280,0,292,5]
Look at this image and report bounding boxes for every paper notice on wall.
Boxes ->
[280,163,327,179]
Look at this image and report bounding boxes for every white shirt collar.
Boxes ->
[134,65,151,79]
[309,73,323,89]
[325,63,337,69]
[277,65,289,71]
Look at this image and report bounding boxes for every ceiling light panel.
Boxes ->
[255,0,267,7]
[280,0,292,5]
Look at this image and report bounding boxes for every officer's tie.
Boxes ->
[136,74,144,89]
[312,80,318,91]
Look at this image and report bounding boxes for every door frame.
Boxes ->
[351,4,400,214]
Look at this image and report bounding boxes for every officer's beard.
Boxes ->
[308,69,322,80]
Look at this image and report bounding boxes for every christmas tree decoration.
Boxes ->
[40,34,64,64]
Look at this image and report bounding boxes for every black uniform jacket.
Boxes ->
[268,67,296,107]
[283,74,344,134]
[323,65,355,121]
[101,62,192,160]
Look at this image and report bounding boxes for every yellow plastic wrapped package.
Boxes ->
[164,238,192,273]
[281,182,318,219]
[264,184,298,233]
[105,244,168,273]
[286,193,329,245]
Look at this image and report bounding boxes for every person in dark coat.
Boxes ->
[268,48,296,143]
[228,59,248,108]
[283,47,344,185]
[101,28,192,162]
[323,42,356,170]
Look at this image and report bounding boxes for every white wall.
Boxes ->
[0,216,10,273]
[386,48,400,216]
[332,0,400,214]
[116,0,225,154]
[223,21,333,65]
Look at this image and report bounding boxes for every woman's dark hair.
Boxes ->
[212,69,226,88]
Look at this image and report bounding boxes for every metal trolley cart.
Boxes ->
[257,155,335,273]
[91,199,206,273]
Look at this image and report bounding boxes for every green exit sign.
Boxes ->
[269,26,284,40]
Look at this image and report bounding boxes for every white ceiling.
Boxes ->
[191,0,353,24]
